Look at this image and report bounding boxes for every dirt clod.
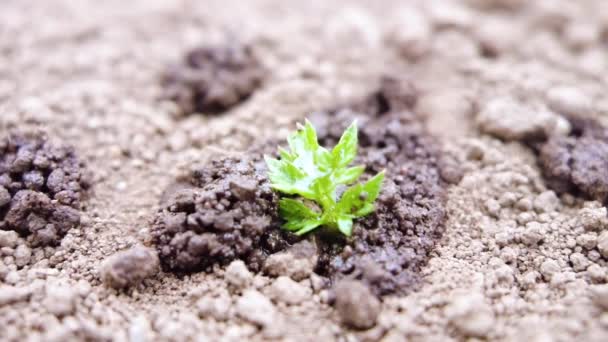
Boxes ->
[161,43,265,115]
[334,280,381,330]
[151,158,293,273]
[0,133,90,246]
[539,119,608,203]
[100,246,160,289]
[263,240,318,281]
[235,290,277,328]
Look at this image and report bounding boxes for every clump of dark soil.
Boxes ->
[309,77,449,296]
[151,157,298,273]
[539,117,608,203]
[161,43,265,115]
[152,78,449,298]
[0,132,90,246]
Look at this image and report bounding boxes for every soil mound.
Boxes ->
[310,78,448,296]
[151,157,298,273]
[161,43,265,115]
[0,132,90,246]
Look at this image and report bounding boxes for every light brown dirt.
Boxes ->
[1,0,608,341]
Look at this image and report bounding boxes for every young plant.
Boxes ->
[265,120,385,236]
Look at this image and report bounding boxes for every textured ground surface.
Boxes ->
[2,0,608,341]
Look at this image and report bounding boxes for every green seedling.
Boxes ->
[265,120,385,236]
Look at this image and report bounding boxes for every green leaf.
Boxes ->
[279,198,319,221]
[293,219,324,236]
[333,165,364,185]
[337,170,385,217]
[265,119,385,237]
[361,170,385,203]
[331,121,358,168]
[337,216,354,236]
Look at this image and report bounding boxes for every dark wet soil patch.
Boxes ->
[152,77,450,297]
[309,77,448,296]
[151,157,298,273]
[0,132,90,246]
[538,117,608,203]
[161,43,265,115]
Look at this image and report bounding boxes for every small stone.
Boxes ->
[5,271,20,284]
[44,282,77,316]
[485,199,501,217]
[0,285,31,306]
[334,280,381,330]
[100,246,160,289]
[0,186,10,207]
[0,231,19,248]
[268,276,311,305]
[521,222,545,246]
[540,259,561,280]
[225,260,252,292]
[598,231,608,258]
[129,316,153,342]
[13,244,31,268]
[477,97,560,141]
[591,285,608,310]
[587,264,606,283]
[546,86,592,116]
[197,296,231,321]
[263,240,317,281]
[576,233,597,250]
[446,292,495,337]
[534,191,559,213]
[570,252,590,272]
[235,290,276,328]
[579,206,607,231]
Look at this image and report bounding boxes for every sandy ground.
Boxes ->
[1,0,608,341]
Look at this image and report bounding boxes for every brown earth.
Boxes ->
[2,0,608,341]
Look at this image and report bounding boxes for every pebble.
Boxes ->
[587,264,606,283]
[592,285,608,311]
[570,253,591,272]
[100,246,160,289]
[0,285,31,306]
[476,97,560,141]
[546,86,592,116]
[263,241,317,281]
[334,280,381,330]
[576,233,597,250]
[224,260,253,292]
[0,231,19,248]
[268,276,311,305]
[521,222,545,246]
[0,185,10,207]
[43,282,77,316]
[197,296,231,321]
[14,244,31,268]
[579,207,607,231]
[235,290,276,328]
[446,292,495,337]
[533,191,559,213]
[540,259,561,280]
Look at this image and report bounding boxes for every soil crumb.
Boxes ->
[0,132,90,246]
[161,43,265,115]
[151,157,297,273]
[539,117,608,203]
[310,77,449,297]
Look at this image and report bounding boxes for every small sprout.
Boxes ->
[265,120,385,236]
